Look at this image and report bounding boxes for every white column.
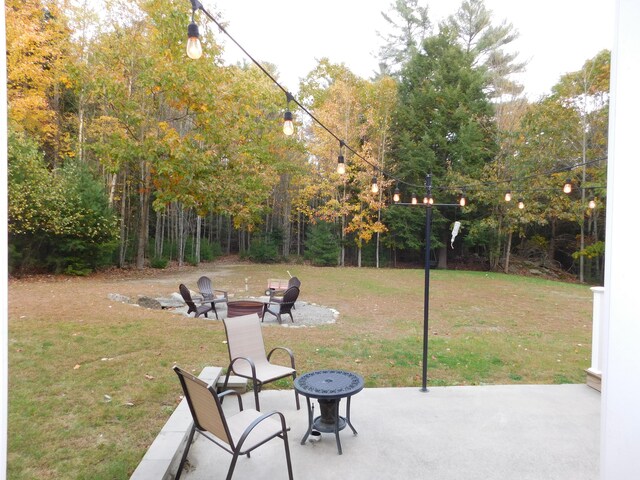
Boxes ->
[601,1,640,478]
[588,287,605,378]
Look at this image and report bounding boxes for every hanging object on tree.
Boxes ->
[451,221,461,249]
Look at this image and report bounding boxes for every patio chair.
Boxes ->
[263,286,299,324]
[222,313,300,411]
[173,366,293,480]
[197,275,229,320]
[265,276,301,309]
[179,284,213,318]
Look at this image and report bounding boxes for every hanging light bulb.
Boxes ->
[186,21,203,60]
[459,194,466,207]
[505,190,512,202]
[393,188,401,203]
[563,178,572,194]
[411,194,417,205]
[337,154,346,175]
[283,110,294,136]
[282,92,295,136]
[428,196,434,205]
[518,198,525,209]
[589,198,596,209]
[371,176,379,194]
[423,196,429,204]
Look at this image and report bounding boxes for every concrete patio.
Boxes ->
[174,382,600,480]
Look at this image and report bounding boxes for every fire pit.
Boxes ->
[226,300,265,318]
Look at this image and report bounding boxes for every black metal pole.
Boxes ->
[421,175,432,392]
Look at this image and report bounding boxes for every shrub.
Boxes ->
[150,257,169,269]
[246,239,279,263]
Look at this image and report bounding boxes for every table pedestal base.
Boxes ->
[301,397,357,454]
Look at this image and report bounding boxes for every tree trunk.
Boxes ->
[118,172,128,268]
[195,215,201,265]
[504,231,513,274]
[177,205,185,266]
[548,219,557,267]
[437,242,448,269]
[135,159,150,269]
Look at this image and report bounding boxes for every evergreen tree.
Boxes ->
[304,222,341,266]
[377,0,432,76]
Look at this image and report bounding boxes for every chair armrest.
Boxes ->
[218,389,244,411]
[213,289,228,300]
[229,356,257,379]
[266,289,286,298]
[267,347,296,370]
[236,411,289,453]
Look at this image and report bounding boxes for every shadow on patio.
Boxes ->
[176,383,599,480]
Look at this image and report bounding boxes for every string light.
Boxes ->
[459,192,466,207]
[337,140,346,174]
[371,176,379,194]
[411,194,418,205]
[337,154,345,175]
[184,1,607,208]
[518,198,525,209]
[186,20,202,59]
[589,198,596,209]
[283,92,294,136]
[393,188,401,203]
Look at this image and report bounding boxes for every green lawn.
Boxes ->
[7,262,594,479]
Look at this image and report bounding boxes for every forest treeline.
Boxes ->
[6,0,609,282]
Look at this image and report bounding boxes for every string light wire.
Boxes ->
[187,0,607,201]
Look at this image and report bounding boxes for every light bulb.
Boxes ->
[505,191,512,202]
[393,188,400,203]
[283,110,294,136]
[186,22,202,60]
[459,197,466,207]
[429,197,434,205]
[371,177,379,194]
[411,194,417,205]
[337,155,346,175]
[563,179,572,194]
[589,198,596,209]
[423,196,428,204]
[518,198,525,209]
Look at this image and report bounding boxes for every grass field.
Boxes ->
[7,260,594,479]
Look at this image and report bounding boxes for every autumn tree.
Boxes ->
[512,51,609,281]
[6,0,74,166]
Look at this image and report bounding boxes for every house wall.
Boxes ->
[601,1,640,478]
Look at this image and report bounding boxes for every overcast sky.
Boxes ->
[205,0,615,100]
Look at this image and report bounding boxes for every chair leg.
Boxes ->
[226,451,241,480]
[253,380,261,411]
[282,430,294,480]
[175,424,196,480]
[211,303,219,320]
[294,385,300,410]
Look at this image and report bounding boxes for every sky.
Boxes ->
[203,0,615,100]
